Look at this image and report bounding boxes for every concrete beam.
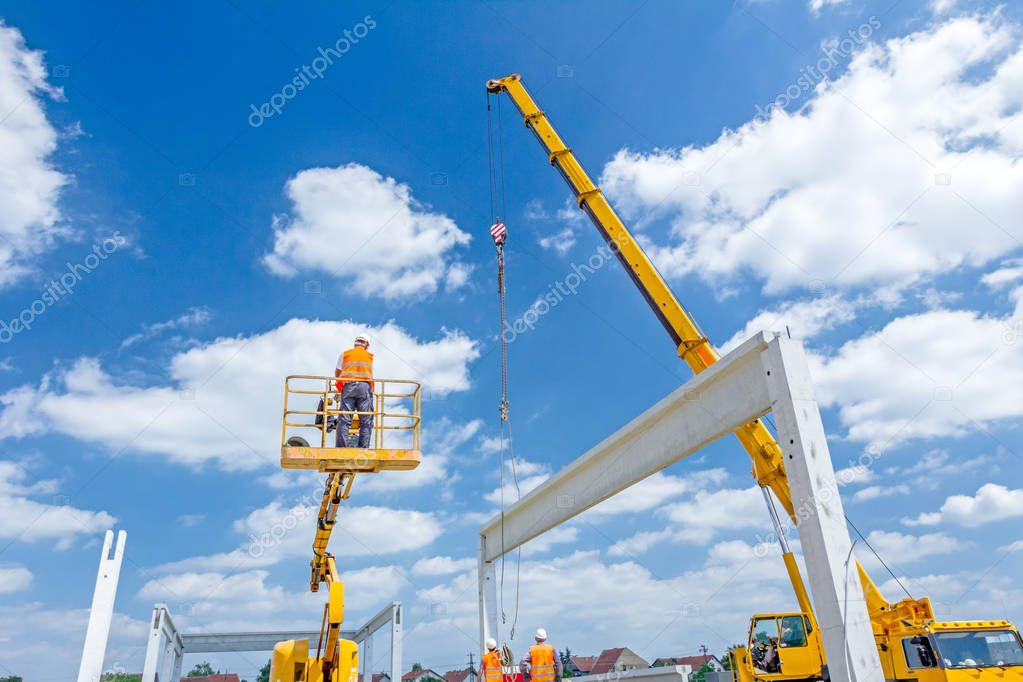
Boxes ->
[479,332,774,563]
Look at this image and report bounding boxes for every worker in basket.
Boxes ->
[520,629,561,682]
[335,334,374,448]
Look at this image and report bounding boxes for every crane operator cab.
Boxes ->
[280,374,422,474]
[747,613,823,681]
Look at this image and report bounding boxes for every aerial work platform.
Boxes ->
[280,375,421,473]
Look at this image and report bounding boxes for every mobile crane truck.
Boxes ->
[484,73,1023,682]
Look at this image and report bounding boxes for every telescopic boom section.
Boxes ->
[485,74,795,518]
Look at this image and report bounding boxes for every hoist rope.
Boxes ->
[487,90,522,641]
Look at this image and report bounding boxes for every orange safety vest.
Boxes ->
[529,644,556,682]
[336,346,374,391]
[482,650,503,682]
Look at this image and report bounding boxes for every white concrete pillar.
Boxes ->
[77,529,127,682]
[390,603,403,682]
[763,339,883,682]
[478,535,499,647]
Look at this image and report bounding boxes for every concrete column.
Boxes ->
[77,529,127,682]
[763,338,883,682]
[390,603,403,682]
[478,534,499,647]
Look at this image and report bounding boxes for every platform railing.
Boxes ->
[282,375,421,451]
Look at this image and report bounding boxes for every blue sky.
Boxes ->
[0,1,1022,680]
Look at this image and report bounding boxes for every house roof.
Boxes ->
[570,656,597,673]
[403,669,443,681]
[589,648,626,675]
[444,669,472,682]
[653,655,720,669]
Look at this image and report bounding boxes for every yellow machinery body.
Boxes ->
[271,638,359,682]
[270,376,421,682]
[486,73,1023,682]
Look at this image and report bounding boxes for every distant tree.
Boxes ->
[721,652,735,671]
[257,659,271,682]
[559,649,573,678]
[692,663,713,682]
[0,676,23,682]
[188,661,217,676]
[101,675,142,682]
[413,663,424,671]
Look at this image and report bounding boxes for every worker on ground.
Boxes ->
[335,334,374,448]
[520,628,561,682]
[482,637,503,682]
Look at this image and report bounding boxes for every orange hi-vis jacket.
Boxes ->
[336,346,374,392]
[482,650,503,682]
[529,644,557,682]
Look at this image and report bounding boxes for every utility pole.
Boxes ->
[469,652,478,682]
[699,645,709,657]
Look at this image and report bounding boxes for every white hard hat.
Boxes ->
[535,628,547,641]
[486,637,498,650]
[355,334,370,346]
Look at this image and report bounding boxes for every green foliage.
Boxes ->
[188,661,217,676]
[559,648,573,678]
[692,663,714,682]
[100,675,141,682]
[0,676,23,682]
[413,663,424,671]
[257,659,271,682]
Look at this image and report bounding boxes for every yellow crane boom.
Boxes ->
[484,71,894,620]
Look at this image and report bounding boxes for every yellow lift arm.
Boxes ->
[484,73,892,620]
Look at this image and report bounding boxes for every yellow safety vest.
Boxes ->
[339,347,374,384]
[483,650,503,682]
[529,644,556,682]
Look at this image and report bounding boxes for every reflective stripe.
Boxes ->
[339,348,374,382]
[483,652,504,680]
[530,644,556,682]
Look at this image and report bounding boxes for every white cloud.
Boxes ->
[157,501,443,572]
[1003,539,1023,553]
[858,530,961,572]
[0,604,146,681]
[835,464,875,485]
[809,0,849,14]
[607,528,673,557]
[0,21,70,287]
[904,483,1023,528]
[600,17,1023,294]
[361,418,481,494]
[852,484,911,502]
[585,468,729,518]
[982,258,1023,289]
[0,319,478,469]
[721,294,857,353]
[662,485,769,544]
[521,526,579,557]
[138,565,405,633]
[810,286,1023,450]
[538,228,576,255]
[263,163,471,300]
[411,547,794,663]
[484,472,549,506]
[0,460,114,548]
[411,555,476,576]
[120,305,212,349]
[0,565,32,593]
